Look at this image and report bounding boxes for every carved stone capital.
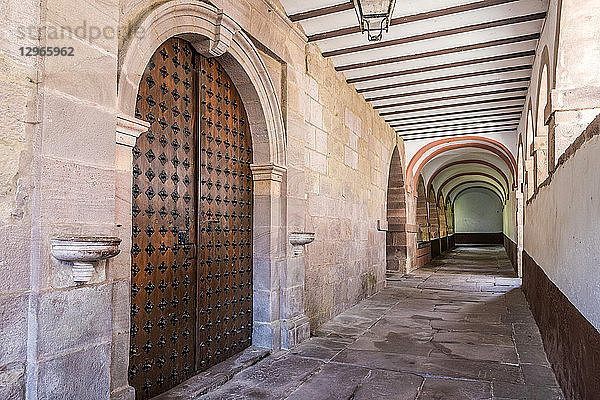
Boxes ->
[250,163,287,182]
[116,114,149,147]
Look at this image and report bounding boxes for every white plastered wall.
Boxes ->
[516,0,600,331]
[454,189,503,233]
[524,134,600,330]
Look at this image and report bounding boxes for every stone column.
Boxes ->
[250,163,286,350]
[111,115,148,400]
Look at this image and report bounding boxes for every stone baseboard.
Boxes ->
[454,232,503,245]
[281,315,310,350]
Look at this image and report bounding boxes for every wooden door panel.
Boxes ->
[196,57,253,370]
[130,37,198,400]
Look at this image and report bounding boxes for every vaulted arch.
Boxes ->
[453,186,505,207]
[535,56,550,186]
[412,143,516,190]
[437,172,508,201]
[445,197,454,235]
[427,159,511,194]
[407,136,517,190]
[386,146,407,272]
[526,108,535,199]
[449,182,505,204]
[428,186,440,240]
[416,175,430,243]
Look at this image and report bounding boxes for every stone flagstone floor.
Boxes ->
[167,246,565,399]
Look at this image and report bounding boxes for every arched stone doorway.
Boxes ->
[437,197,448,252]
[385,146,407,272]
[415,175,431,267]
[129,38,255,398]
[428,187,441,258]
[445,197,455,248]
[114,2,295,399]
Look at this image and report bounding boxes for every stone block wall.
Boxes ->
[1,0,123,396]
[0,0,39,397]
[301,45,397,329]
[1,0,406,397]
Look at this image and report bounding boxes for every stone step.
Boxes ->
[153,346,270,399]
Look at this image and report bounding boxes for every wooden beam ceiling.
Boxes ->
[288,1,353,22]
[384,105,525,123]
[402,128,517,141]
[336,33,539,71]
[398,122,518,136]
[391,111,522,128]
[394,117,521,132]
[347,51,535,84]
[379,96,526,116]
[356,65,532,93]
[281,0,546,143]
[319,12,545,56]
[365,77,530,102]
[373,87,527,110]
[309,0,520,42]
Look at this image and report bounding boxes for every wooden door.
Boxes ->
[196,57,253,370]
[129,38,253,400]
[130,38,199,399]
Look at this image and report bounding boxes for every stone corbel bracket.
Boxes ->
[289,233,315,256]
[116,114,149,147]
[51,236,122,285]
[187,10,240,57]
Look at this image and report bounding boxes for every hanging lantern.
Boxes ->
[353,0,396,41]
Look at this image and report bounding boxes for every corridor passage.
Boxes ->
[168,246,563,399]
